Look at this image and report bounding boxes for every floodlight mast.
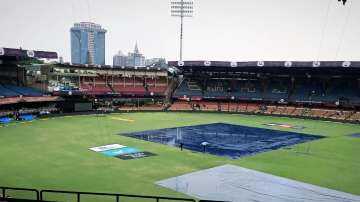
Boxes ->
[171,0,193,62]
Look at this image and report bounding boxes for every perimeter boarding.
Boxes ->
[0,114,35,125]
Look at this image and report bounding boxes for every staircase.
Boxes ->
[165,77,179,104]
[106,79,115,93]
[143,79,149,93]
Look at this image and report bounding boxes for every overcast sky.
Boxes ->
[0,0,359,65]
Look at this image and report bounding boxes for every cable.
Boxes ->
[335,3,352,60]
[317,0,332,61]
[86,0,92,22]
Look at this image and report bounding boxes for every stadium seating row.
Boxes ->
[117,104,165,111]
[168,100,360,122]
[53,76,168,96]
[173,78,360,105]
[0,84,44,97]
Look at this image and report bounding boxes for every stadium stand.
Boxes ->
[170,61,360,114]
[169,61,360,105]
[1,50,360,122]
[173,77,360,105]
[49,64,169,97]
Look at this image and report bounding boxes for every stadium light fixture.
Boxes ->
[171,0,193,62]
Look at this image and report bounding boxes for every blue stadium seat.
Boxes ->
[173,77,360,105]
[232,80,263,100]
[203,79,230,98]
[0,85,20,97]
[0,84,43,97]
[3,85,43,96]
[262,79,290,101]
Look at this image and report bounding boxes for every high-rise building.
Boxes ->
[128,42,145,67]
[70,22,107,65]
[113,42,145,67]
[112,51,127,67]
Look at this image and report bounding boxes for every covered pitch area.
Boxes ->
[123,123,323,158]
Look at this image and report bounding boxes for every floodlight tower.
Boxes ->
[171,0,193,62]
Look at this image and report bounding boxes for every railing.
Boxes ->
[0,186,227,202]
[40,189,197,202]
[0,186,196,202]
[0,186,40,201]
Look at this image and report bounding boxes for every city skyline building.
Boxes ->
[112,50,127,67]
[70,22,107,65]
[113,42,146,67]
[128,42,145,67]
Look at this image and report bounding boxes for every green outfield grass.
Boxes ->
[0,112,359,201]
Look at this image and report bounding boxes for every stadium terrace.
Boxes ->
[1,47,360,121]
